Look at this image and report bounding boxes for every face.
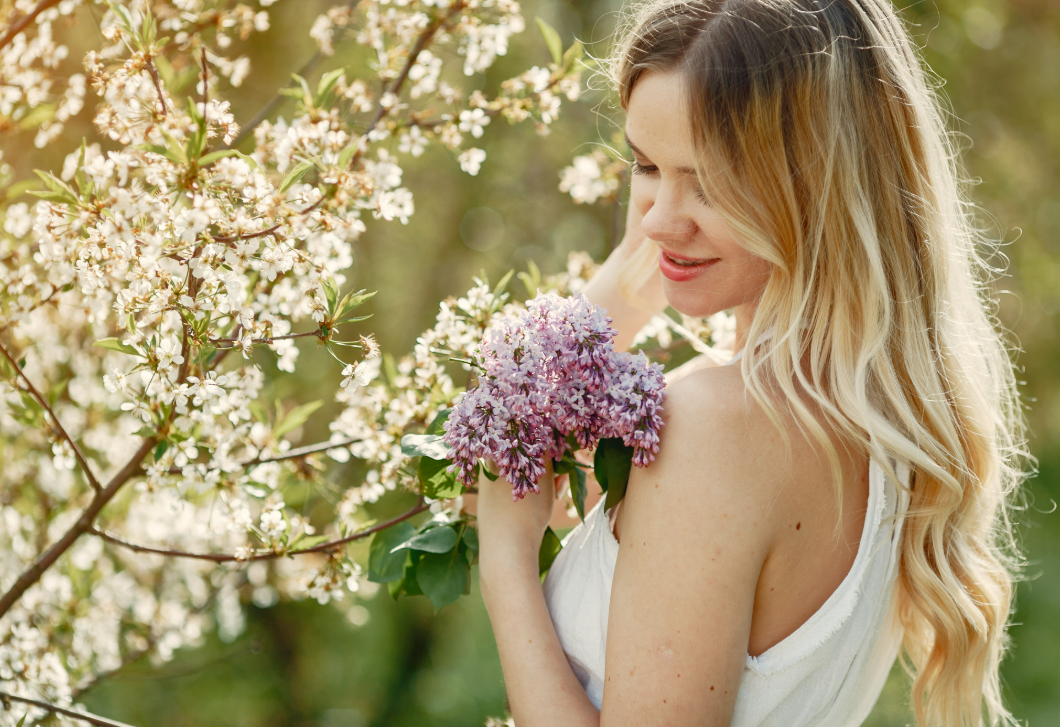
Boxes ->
[625,70,772,321]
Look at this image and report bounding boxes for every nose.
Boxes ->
[638,184,697,246]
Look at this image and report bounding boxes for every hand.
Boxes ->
[475,460,564,563]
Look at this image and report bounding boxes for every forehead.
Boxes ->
[624,70,697,172]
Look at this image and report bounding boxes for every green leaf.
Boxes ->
[154,440,169,461]
[519,258,542,297]
[562,39,584,74]
[391,525,458,554]
[273,400,324,438]
[338,143,359,168]
[334,289,375,321]
[290,534,331,551]
[402,553,424,596]
[159,128,188,164]
[279,158,315,193]
[93,337,142,357]
[248,400,268,424]
[107,2,135,35]
[198,149,240,166]
[0,179,40,203]
[492,269,515,297]
[291,73,314,106]
[320,277,339,315]
[426,409,451,436]
[32,170,77,204]
[479,460,499,481]
[334,314,371,326]
[368,522,416,582]
[462,526,479,553]
[595,437,634,511]
[539,527,562,576]
[418,456,463,499]
[416,548,470,612]
[535,17,563,66]
[315,68,346,105]
[401,433,449,460]
[571,466,588,521]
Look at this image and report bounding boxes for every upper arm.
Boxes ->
[600,371,777,725]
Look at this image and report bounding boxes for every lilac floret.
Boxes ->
[443,292,667,500]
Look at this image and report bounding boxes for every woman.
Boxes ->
[474,0,1026,725]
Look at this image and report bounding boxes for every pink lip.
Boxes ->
[658,249,719,282]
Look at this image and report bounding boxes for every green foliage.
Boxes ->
[594,437,634,512]
[538,527,562,577]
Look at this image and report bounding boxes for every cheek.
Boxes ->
[629,175,655,215]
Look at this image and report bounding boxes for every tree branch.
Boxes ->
[347,2,467,170]
[207,328,322,346]
[0,438,156,619]
[0,336,102,493]
[91,499,431,562]
[0,0,61,51]
[164,436,364,476]
[0,690,140,727]
[224,0,363,150]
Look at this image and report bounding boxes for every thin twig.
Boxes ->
[225,0,363,150]
[0,0,62,51]
[0,337,101,493]
[0,690,140,727]
[164,436,364,475]
[208,328,321,346]
[144,58,168,117]
[347,2,467,171]
[0,437,156,619]
[225,53,324,150]
[92,500,431,562]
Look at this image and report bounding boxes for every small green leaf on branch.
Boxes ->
[535,17,563,65]
[418,456,462,499]
[273,400,323,438]
[391,525,458,554]
[93,338,142,357]
[401,433,450,460]
[416,548,470,612]
[368,522,416,583]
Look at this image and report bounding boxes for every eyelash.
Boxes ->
[630,160,710,205]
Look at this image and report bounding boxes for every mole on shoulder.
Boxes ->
[796,521,801,530]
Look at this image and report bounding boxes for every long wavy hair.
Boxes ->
[608,1,1028,724]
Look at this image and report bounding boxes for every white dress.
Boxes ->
[543,424,910,726]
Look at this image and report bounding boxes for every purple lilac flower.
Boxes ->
[442,293,666,500]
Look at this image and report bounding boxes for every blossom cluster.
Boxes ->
[558,148,627,205]
[444,293,666,499]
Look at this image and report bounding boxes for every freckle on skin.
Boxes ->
[796,522,801,530]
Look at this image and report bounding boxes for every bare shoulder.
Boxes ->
[645,363,789,508]
[600,365,785,722]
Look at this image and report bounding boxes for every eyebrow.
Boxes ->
[625,132,699,176]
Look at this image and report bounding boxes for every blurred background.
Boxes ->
[4,0,1057,723]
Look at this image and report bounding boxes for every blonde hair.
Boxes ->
[608,1,1028,725]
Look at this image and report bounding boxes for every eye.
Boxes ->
[693,185,711,205]
[630,159,658,176]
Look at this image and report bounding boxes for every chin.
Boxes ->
[661,283,727,319]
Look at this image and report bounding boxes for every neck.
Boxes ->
[730,301,759,359]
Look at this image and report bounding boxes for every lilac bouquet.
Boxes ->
[443,293,666,500]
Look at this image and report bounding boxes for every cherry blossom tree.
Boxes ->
[0,0,587,723]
